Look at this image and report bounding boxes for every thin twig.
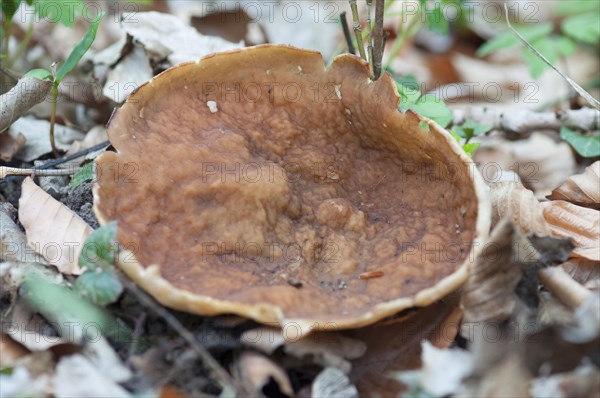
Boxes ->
[0,140,110,184]
[366,0,374,74]
[349,0,367,61]
[373,0,385,78]
[503,4,600,110]
[0,166,75,179]
[340,12,356,55]
[95,257,244,395]
[451,106,600,133]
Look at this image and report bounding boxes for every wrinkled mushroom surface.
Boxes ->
[95,45,490,331]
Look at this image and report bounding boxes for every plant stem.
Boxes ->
[49,84,59,157]
[340,11,356,55]
[366,0,374,75]
[349,0,367,61]
[373,0,385,78]
[10,19,34,67]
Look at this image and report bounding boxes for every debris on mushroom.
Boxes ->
[94,45,490,335]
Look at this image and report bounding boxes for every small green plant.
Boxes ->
[477,1,600,79]
[69,161,94,188]
[560,127,600,158]
[23,12,104,156]
[1,0,84,66]
[450,120,492,157]
[75,221,124,306]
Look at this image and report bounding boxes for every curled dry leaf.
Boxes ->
[236,351,293,397]
[121,11,242,66]
[461,219,532,324]
[548,161,600,210]
[0,132,26,162]
[490,181,551,235]
[561,258,600,286]
[347,297,462,396]
[542,200,600,262]
[18,177,93,275]
[8,117,85,162]
[241,327,366,374]
[509,133,577,198]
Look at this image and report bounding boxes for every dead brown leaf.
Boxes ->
[0,333,30,367]
[347,297,462,397]
[461,219,528,324]
[548,161,600,210]
[510,133,577,198]
[490,181,551,235]
[542,200,600,262]
[18,177,93,274]
[561,258,600,286]
[0,132,26,162]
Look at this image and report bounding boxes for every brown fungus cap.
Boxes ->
[94,45,490,335]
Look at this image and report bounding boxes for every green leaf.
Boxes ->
[560,127,600,158]
[451,120,492,142]
[477,23,553,57]
[30,0,83,28]
[24,68,53,81]
[561,14,600,45]
[55,12,104,84]
[522,37,558,79]
[75,269,123,306]
[2,0,22,21]
[555,0,600,16]
[75,221,123,306]
[70,162,94,188]
[22,272,129,341]
[396,76,422,110]
[462,142,480,157]
[79,221,118,270]
[410,94,453,127]
[556,36,576,57]
[0,367,14,376]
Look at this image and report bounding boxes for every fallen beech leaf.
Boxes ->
[510,133,577,198]
[241,327,366,374]
[0,132,26,162]
[542,200,600,261]
[236,351,293,396]
[548,161,600,209]
[8,117,85,162]
[460,219,527,324]
[122,11,242,66]
[347,297,462,396]
[561,258,600,285]
[19,178,93,274]
[490,181,551,235]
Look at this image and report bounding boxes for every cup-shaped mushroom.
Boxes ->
[94,45,490,335]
